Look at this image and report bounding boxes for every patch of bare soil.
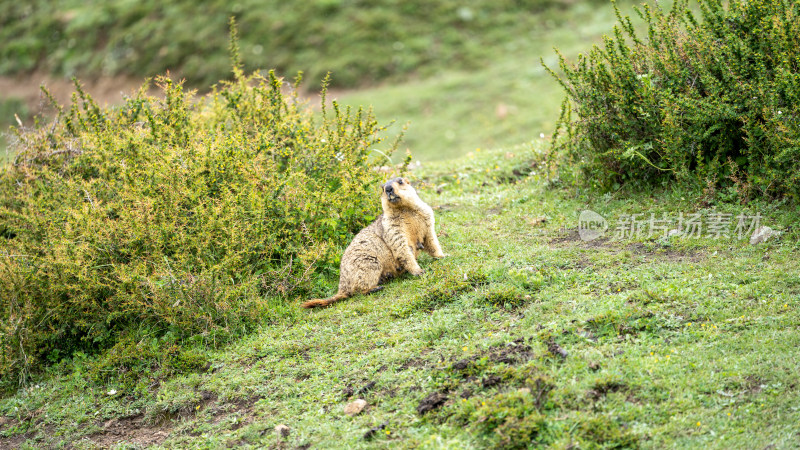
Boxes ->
[416,392,448,415]
[550,228,615,248]
[488,337,535,364]
[0,71,350,124]
[363,421,389,440]
[624,242,702,262]
[587,380,628,400]
[82,393,261,447]
[0,73,164,127]
[0,417,27,449]
[549,229,703,262]
[408,338,540,417]
[342,380,377,400]
[204,395,260,427]
[744,375,765,395]
[397,348,434,371]
[548,229,579,245]
[0,417,55,448]
[89,414,171,448]
[449,337,535,376]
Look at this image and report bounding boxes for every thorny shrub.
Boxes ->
[548,0,800,200]
[0,49,401,390]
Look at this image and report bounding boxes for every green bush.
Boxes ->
[0,54,399,389]
[83,334,208,393]
[548,0,800,199]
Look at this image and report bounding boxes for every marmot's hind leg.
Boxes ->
[342,252,384,294]
[350,269,382,295]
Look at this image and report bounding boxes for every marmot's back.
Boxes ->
[337,216,399,294]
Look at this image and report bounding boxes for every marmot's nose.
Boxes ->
[385,185,394,194]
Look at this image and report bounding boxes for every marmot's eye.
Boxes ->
[398,179,404,185]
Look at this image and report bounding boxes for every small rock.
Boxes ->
[275,424,291,438]
[344,399,367,416]
[750,226,780,245]
[667,229,681,237]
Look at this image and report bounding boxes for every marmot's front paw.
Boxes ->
[433,252,447,259]
[410,268,425,276]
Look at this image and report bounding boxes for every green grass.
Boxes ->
[2,145,798,448]
[0,0,599,89]
[333,0,647,162]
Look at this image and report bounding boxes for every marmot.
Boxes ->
[302,177,445,308]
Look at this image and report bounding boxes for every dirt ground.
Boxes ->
[0,72,346,126]
[0,73,156,118]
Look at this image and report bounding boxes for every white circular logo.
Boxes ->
[579,210,607,241]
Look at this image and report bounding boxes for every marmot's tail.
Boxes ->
[302,292,349,308]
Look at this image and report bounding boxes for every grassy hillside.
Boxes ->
[1,0,638,162]
[3,1,799,448]
[326,0,644,161]
[1,0,596,89]
[1,146,798,448]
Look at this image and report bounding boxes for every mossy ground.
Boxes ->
[2,146,798,448]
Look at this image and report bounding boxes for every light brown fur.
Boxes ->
[302,177,444,308]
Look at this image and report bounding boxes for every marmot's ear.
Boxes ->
[403,177,410,185]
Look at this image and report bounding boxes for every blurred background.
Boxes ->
[0,0,638,161]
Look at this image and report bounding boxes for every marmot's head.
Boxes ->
[381,177,416,206]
